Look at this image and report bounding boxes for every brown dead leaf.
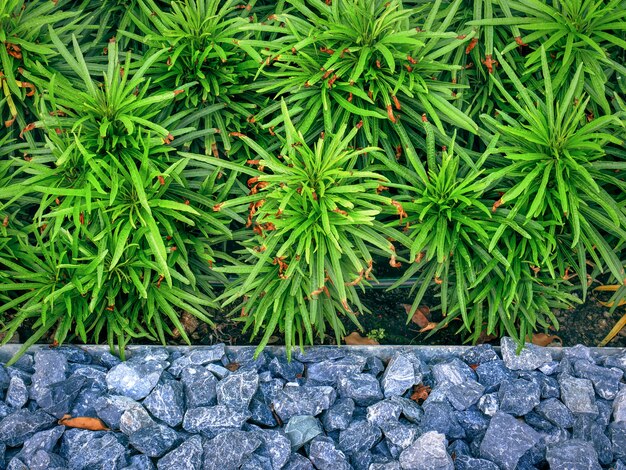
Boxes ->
[225,362,240,372]
[406,304,431,328]
[419,322,439,333]
[172,311,199,339]
[58,415,109,431]
[344,332,379,346]
[410,384,431,403]
[529,333,562,347]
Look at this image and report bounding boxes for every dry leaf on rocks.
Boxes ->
[344,332,379,345]
[225,362,240,372]
[58,415,109,431]
[410,384,431,403]
[529,333,562,347]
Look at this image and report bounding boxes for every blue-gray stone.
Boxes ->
[182,404,250,435]
[539,361,560,375]
[273,385,336,420]
[477,393,499,416]
[240,454,273,470]
[559,375,598,416]
[27,450,66,470]
[0,409,56,446]
[524,410,555,431]
[249,397,277,427]
[447,439,470,458]
[180,365,217,408]
[157,435,203,470]
[604,351,626,374]
[381,354,420,397]
[269,356,304,381]
[369,463,400,470]
[447,380,485,411]
[120,405,155,435]
[284,415,323,450]
[366,400,402,427]
[225,349,268,370]
[122,454,155,470]
[127,347,170,364]
[216,369,259,410]
[306,355,366,386]
[309,436,351,470]
[337,373,383,406]
[539,375,560,399]
[283,453,314,470]
[574,360,623,400]
[93,350,121,368]
[94,395,144,429]
[293,348,346,363]
[143,381,184,427]
[258,378,285,404]
[349,449,373,470]
[461,344,499,365]
[366,356,385,376]
[615,388,626,422]
[564,345,595,362]
[431,358,475,386]
[0,365,10,390]
[129,423,180,458]
[536,398,574,428]
[338,419,381,454]
[480,412,540,470]
[71,366,107,390]
[60,428,127,469]
[597,398,613,426]
[36,375,86,418]
[322,397,354,431]
[389,396,423,424]
[55,346,93,364]
[168,346,225,377]
[6,457,28,469]
[455,408,490,433]
[30,351,67,401]
[206,363,230,379]
[475,360,516,391]
[203,430,261,470]
[251,428,291,469]
[501,337,551,371]
[420,402,465,439]
[15,426,64,467]
[546,439,601,470]
[5,376,28,408]
[399,431,453,470]
[573,416,614,465]
[611,421,626,460]
[454,454,499,470]
[106,360,165,400]
[499,379,540,416]
[379,420,418,450]
[69,386,104,418]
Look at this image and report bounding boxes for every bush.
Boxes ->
[1,0,625,362]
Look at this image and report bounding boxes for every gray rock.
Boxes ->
[479,412,540,470]
[559,375,599,416]
[366,400,403,427]
[293,348,346,363]
[539,374,560,399]
[572,415,614,465]
[182,404,250,435]
[269,356,305,381]
[240,454,273,470]
[0,365,10,390]
[539,361,560,375]
[306,356,367,386]
[447,380,485,411]
[143,381,185,427]
[309,436,351,470]
[27,450,67,470]
[498,379,541,416]
[16,426,64,467]
[273,385,336,420]
[61,428,127,469]
[120,406,155,435]
[168,346,225,377]
[501,337,551,371]
[381,354,420,397]
[432,358,475,386]
[249,397,278,427]
[71,366,108,391]
[36,375,86,418]
[94,395,144,429]
[216,369,259,410]
[399,431,453,470]
[535,398,574,428]
[546,439,601,469]
[203,430,261,470]
[122,454,155,470]
[93,350,122,368]
[610,421,626,460]
[420,402,464,439]
[564,345,595,362]
[180,365,217,408]
[614,387,626,422]
[55,346,93,364]
[106,360,165,400]
[322,398,355,431]
[455,409,489,433]
[129,423,180,457]
[475,360,517,391]
[389,396,423,424]
[380,420,418,450]
[461,344,499,365]
[337,374,383,406]
[127,347,170,364]
[366,356,385,376]
[284,415,323,450]
[338,419,382,454]
[283,453,314,470]
[370,463,400,470]
[225,349,268,370]
[5,376,28,408]
[0,409,56,446]
[30,351,67,401]
[477,393,499,417]
[604,351,626,374]
[454,454,499,470]
[251,428,291,469]
[574,360,623,400]
[157,435,203,470]
[206,363,230,379]
[6,458,28,470]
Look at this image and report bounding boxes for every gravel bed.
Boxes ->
[0,339,625,469]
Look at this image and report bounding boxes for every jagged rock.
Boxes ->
[283,453,314,470]
[535,398,575,428]
[128,423,181,457]
[203,430,261,470]
[337,373,383,406]
[399,431,453,470]
[559,375,599,416]
[106,361,165,400]
[454,454,499,470]
[5,376,28,408]
[122,454,155,470]
[119,406,155,435]
[284,415,323,449]
[389,396,423,424]
[477,393,499,417]
[545,439,602,470]
[614,388,626,422]
[455,409,489,434]
[157,435,203,470]
[447,380,485,411]
[420,402,465,439]
[182,404,250,435]
[475,360,517,391]
[309,436,351,470]
[573,360,623,400]
[249,397,278,427]
[380,420,418,451]
[168,345,225,377]
[381,354,420,397]
[269,356,305,382]
[94,395,144,429]
[251,428,291,469]
[0,409,56,447]
[501,337,551,371]
[432,358,475,386]
[322,398,354,431]
[30,351,67,402]
[610,421,626,460]
[461,345,499,365]
[479,412,540,470]
[273,385,336,420]
[338,419,382,454]
[180,365,217,408]
[15,426,64,467]
[36,375,86,418]
[60,428,127,469]
[366,400,403,428]
[498,379,540,416]
[206,363,230,379]
[216,369,259,410]
[143,381,185,427]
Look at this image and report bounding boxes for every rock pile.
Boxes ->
[0,338,625,469]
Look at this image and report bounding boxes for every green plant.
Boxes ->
[366,327,385,341]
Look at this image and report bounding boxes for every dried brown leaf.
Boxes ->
[343,332,379,346]
[58,415,109,431]
[529,333,562,347]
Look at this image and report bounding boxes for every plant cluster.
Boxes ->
[1,0,625,362]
